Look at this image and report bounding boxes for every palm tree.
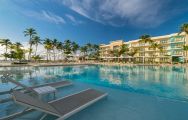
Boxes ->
[63,40,72,59]
[43,38,52,61]
[71,42,79,61]
[113,49,120,62]
[32,36,42,56]
[179,23,188,34]
[127,48,138,63]
[179,23,188,62]
[14,42,25,62]
[80,46,88,61]
[0,39,12,60]
[118,44,129,62]
[24,28,37,60]
[149,42,161,63]
[183,45,188,63]
[92,44,100,60]
[139,34,153,43]
[139,34,153,63]
[119,44,129,56]
[56,42,63,60]
[52,39,58,61]
[14,42,23,50]
[86,43,93,57]
[71,42,79,54]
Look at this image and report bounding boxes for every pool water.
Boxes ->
[0,65,188,120]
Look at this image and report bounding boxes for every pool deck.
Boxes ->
[0,62,188,67]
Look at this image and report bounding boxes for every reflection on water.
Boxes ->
[0,65,188,101]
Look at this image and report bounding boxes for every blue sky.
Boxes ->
[0,0,188,45]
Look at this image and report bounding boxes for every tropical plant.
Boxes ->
[80,46,88,61]
[24,28,37,60]
[14,42,23,50]
[127,48,138,57]
[63,40,72,58]
[179,23,188,34]
[86,43,92,54]
[52,39,58,61]
[149,42,162,63]
[139,34,153,43]
[32,36,42,56]
[91,44,100,60]
[0,39,12,60]
[32,55,42,62]
[71,42,79,54]
[43,38,53,61]
[56,42,63,60]
[10,42,25,62]
[183,45,188,62]
[179,23,188,62]
[119,44,129,57]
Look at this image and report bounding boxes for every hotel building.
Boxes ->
[99,32,188,63]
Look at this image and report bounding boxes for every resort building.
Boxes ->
[100,32,188,63]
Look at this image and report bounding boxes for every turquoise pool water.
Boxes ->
[0,65,188,120]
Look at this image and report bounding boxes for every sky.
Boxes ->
[0,0,188,45]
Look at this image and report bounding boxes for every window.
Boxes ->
[161,46,167,50]
[160,52,168,56]
[160,40,168,44]
[139,53,145,56]
[139,48,145,51]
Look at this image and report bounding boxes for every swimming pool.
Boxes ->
[0,65,188,120]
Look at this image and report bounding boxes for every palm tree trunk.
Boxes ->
[5,45,8,61]
[46,49,49,62]
[35,44,38,56]
[53,49,55,61]
[28,36,32,60]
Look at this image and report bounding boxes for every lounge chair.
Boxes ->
[12,89,107,120]
[1,74,72,96]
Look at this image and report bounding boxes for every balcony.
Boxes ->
[169,36,185,43]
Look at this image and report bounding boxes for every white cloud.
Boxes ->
[61,0,169,27]
[24,10,66,24]
[65,14,83,25]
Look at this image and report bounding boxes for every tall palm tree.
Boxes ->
[139,34,153,63]
[92,44,100,60]
[71,42,79,54]
[0,39,12,60]
[56,42,63,60]
[80,46,88,61]
[118,44,129,62]
[32,36,42,56]
[86,43,93,56]
[183,45,188,63]
[24,28,37,60]
[43,38,52,61]
[179,23,188,62]
[52,39,58,61]
[63,40,72,58]
[149,42,161,63]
